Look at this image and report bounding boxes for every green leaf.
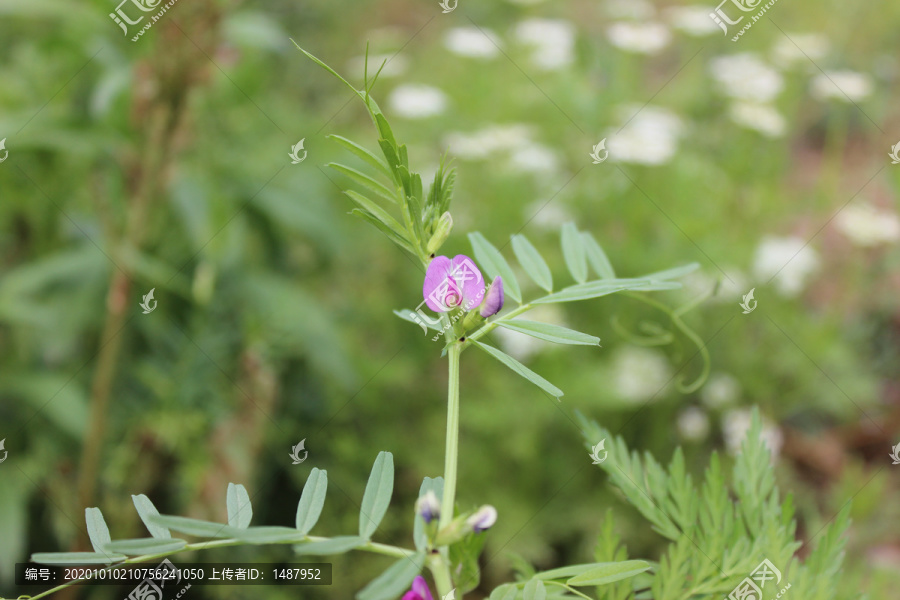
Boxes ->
[359,451,394,539]
[489,585,518,600]
[328,163,397,204]
[523,579,547,600]
[85,508,112,553]
[566,560,650,586]
[293,535,364,555]
[226,483,253,529]
[511,234,553,292]
[104,538,187,556]
[344,190,406,238]
[535,563,612,580]
[561,223,587,284]
[296,468,328,535]
[581,233,616,280]
[532,279,681,304]
[640,263,699,281]
[473,341,563,399]
[498,320,600,346]
[131,495,171,539]
[468,232,522,303]
[378,139,402,183]
[147,515,232,538]
[375,113,398,151]
[356,553,425,600]
[228,526,306,544]
[351,209,416,254]
[413,477,444,551]
[327,134,393,181]
[31,552,126,565]
[450,530,487,594]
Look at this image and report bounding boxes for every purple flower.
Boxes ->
[423,255,485,313]
[467,505,497,533]
[479,276,504,318]
[415,491,441,524]
[402,576,435,600]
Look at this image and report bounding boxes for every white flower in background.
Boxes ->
[771,33,829,67]
[505,0,546,4]
[607,105,684,166]
[513,19,575,71]
[729,102,787,137]
[388,84,448,119]
[752,235,820,297]
[444,27,501,59]
[835,203,900,247]
[444,124,533,160]
[701,373,740,408]
[665,5,721,37]
[507,142,560,173]
[722,409,783,460]
[525,199,573,230]
[811,70,873,102]
[604,0,655,20]
[612,347,672,403]
[494,305,566,362]
[677,407,710,441]
[709,53,784,103]
[348,53,408,79]
[606,22,671,54]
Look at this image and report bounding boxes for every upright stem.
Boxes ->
[439,343,462,531]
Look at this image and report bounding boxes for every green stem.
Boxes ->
[439,343,462,531]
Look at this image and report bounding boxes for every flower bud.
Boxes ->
[466,505,497,533]
[415,490,441,524]
[479,276,504,318]
[426,212,453,254]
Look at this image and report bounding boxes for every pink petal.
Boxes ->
[449,255,484,310]
[423,256,454,312]
[411,576,434,600]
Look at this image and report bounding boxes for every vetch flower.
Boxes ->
[415,491,441,524]
[423,255,485,312]
[480,277,504,318]
[402,576,435,600]
[467,505,498,532]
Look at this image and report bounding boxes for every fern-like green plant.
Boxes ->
[578,409,852,600]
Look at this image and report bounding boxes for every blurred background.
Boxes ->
[1,0,899,598]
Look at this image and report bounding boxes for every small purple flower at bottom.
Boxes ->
[423,255,485,312]
[403,575,434,600]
